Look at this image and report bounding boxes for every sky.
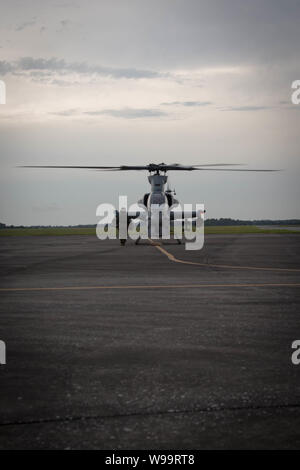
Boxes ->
[0,0,299,225]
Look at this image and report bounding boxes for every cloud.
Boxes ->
[56,19,72,32]
[60,19,70,27]
[161,101,212,107]
[0,61,14,74]
[50,109,78,116]
[50,108,168,119]
[15,19,36,32]
[221,105,270,112]
[86,108,167,118]
[50,78,79,86]
[0,57,165,81]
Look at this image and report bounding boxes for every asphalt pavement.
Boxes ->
[0,234,300,449]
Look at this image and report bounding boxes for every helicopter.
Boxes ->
[21,162,278,245]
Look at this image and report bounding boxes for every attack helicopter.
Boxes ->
[21,162,278,245]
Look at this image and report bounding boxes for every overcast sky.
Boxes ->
[0,0,299,225]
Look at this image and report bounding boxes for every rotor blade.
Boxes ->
[119,165,152,170]
[193,168,280,172]
[168,163,279,171]
[18,164,280,172]
[192,163,245,167]
[18,165,122,169]
[148,164,247,171]
[162,165,195,171]
[18,164,197,171]
[160,166,279,172]
[18,165,152,171]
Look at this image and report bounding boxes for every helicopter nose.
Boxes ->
[148,192,166,206]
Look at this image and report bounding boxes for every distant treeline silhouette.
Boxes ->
[1,219,300,229]
[205,218,300,226]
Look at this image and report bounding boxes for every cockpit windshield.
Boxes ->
[148,192,166,206]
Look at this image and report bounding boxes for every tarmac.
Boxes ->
[0,233,300,449]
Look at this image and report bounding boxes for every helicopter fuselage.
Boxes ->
[139,173,178,210]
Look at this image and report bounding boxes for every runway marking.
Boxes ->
[1,283,300,292]
[148,239,300,272]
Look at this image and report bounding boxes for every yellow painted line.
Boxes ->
[148,239,300,272]
[0,283,300,292]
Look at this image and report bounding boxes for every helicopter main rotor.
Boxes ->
[19,162,279,173]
